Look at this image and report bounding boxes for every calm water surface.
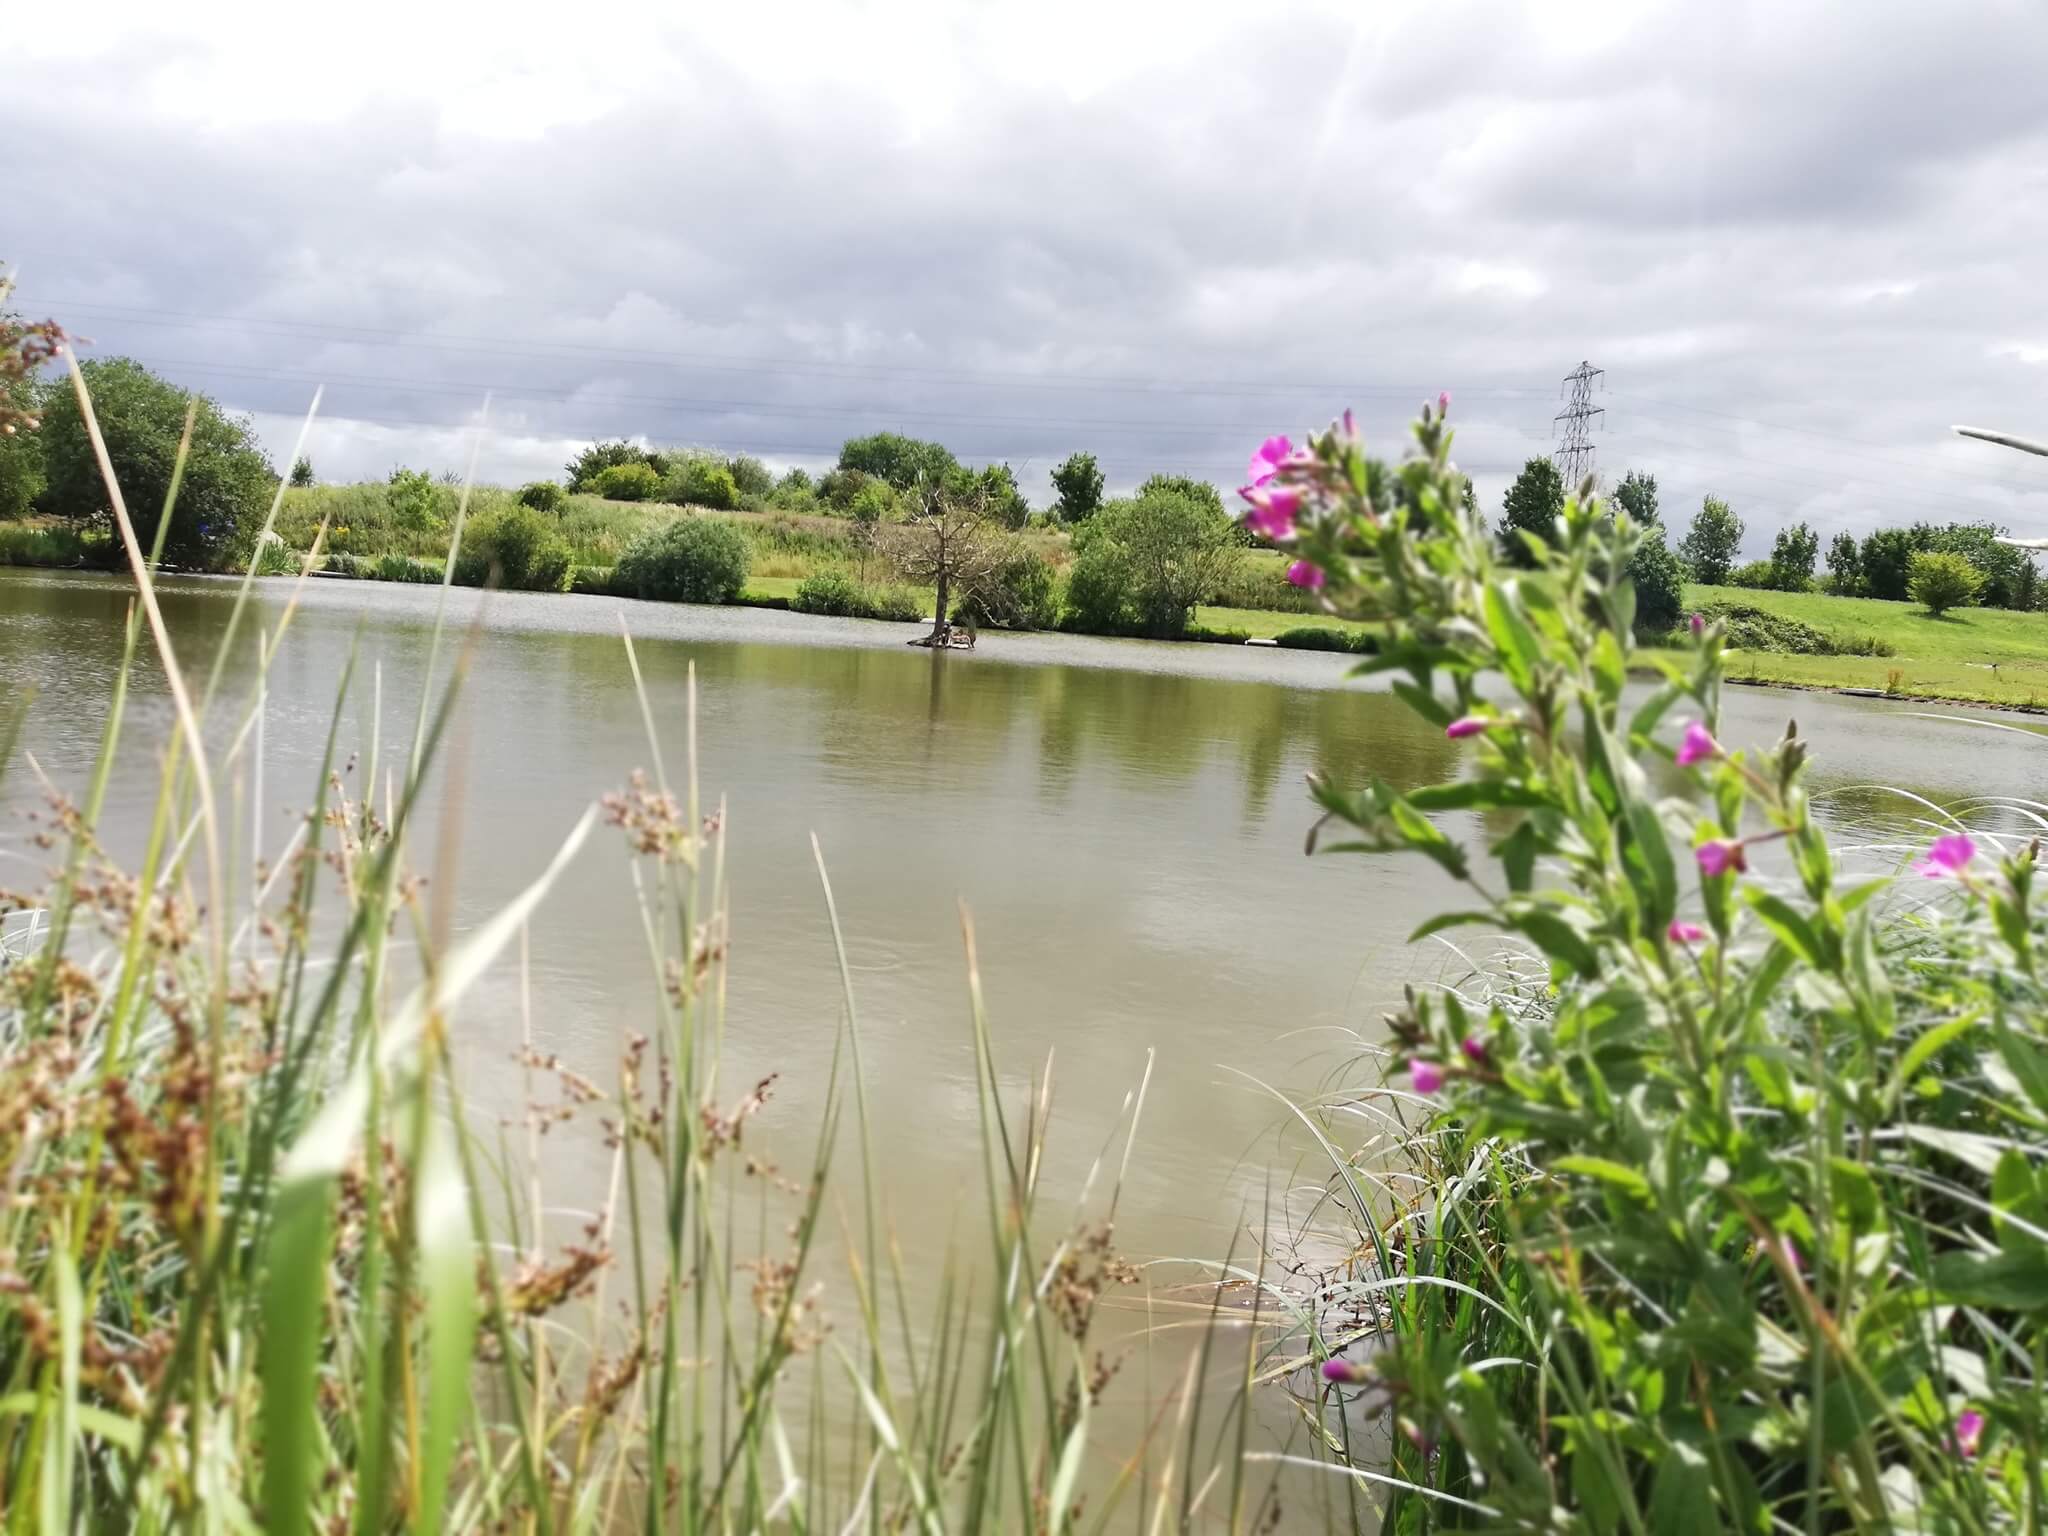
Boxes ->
[5,566,2044,1503]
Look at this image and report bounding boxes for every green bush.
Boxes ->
[664,457,739,510]
[1725,558,1775,589]
[36,356,276,569]
[466,503,574,591]
[1062,536,1135,634]
[564,439,655,492]
[387,467,451,533]
[1272,624,1372,653]
[1680,600,1893,656]
[792,569,924,621]
[726,455,773,503]
[1908,548,1984,615]
[955,546,1059,630]
[1626,528,1687,632]
[616,515,749,604]
[595,462,660,503]
[1067,484,1241,638]
[0,520,106,567]
[518,480,567,513]
[836,431,958,490]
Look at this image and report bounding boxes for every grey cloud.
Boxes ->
[7,0,2047,548]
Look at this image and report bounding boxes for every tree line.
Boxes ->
[1492,455,2039,623]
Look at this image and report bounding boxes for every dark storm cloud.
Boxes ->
[7,0,2046,548]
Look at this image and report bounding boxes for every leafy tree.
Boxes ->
[1627,531,1686,633]
[289,456,314,488]
[1497,458,1564,566]
[726,454,773,503]
[1858,526,1921,601]
[1907,550,1983,616]
[564,440,656,492]
[1612,470,1659,527]
[1051,452,1104,524]
[1065,482,1241,638]
[978,462,1030,530]
[849,480,895,578]
[837,432,958,491]
[1928,521,2034,609]
[595,462,661,502]
[815,467,870,511]
[1825,532,1862,595]
[1678,495,1743,585]
[1768,522,1819,591]
[662,457,737,510]
[774,467,812,497]
[1727,559,1775,590]
[615,516,750,604]
[1135,474,1227,521]
[37,358,276,568]
[518,480,566,513]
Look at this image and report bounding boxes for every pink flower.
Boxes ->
[1953,1409,1985,1459]
[1676,720,1719,767]
[1689,612,1705,638]
[1409,1060,1445,1095]
[1240,485,1300,541]
[1445,716,1487,740]
[1667,920,1706,944]
[1287,560,1326,589]
[1916,833,1976,879]
[1696,839,1747,878]
[1247,435,1293,488]
[1340,407,1357,440]
[1437,390,1450,417]
[1460,1035,1488,1064]
[1321,1357,1368,1385]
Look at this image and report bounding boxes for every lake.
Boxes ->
[5,564,2043,1498]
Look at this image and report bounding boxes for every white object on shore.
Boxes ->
[1245,637,1279,647]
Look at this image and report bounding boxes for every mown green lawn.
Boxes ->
[1684,584,2048,709]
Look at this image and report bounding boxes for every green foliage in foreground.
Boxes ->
[615,512,751,603]
[0,395,1263,1529]
[1270,399,2047,1530]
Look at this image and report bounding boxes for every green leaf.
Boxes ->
[1627,681,1682,744]
[1647,1440,1716,1536]
[1992,1025,2048,1117]
[1554,1156,1654,1204]
[1497,822,1542,894]
[415,1120,478,1535]
[1406,780,1550,812]
[1889,1012,1981,1100]
[1511,908,1600,978]
[1409,910,1496,943]
[1931,1247,2048,1310]
[1621,797,1678,934]
[1745,892,1827,970]
[1483,581,1543,692]
[1390,678,1453,728]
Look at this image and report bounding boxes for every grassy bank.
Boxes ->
[1681,582,2048,708]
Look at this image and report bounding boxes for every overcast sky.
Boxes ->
[9,0,2047,557]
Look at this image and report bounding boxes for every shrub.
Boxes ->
[1061,535,1135,634]
[1767,520,1819,590]
[1725,558,1775,589]
[664,457,739,510]
[956,546,1059,630]
[1908,548,1984,615]
[467,503,574,591]
[518,480,567,513]
[1272,624,1372,652]
[1072,484,1241,637]
[595,462,660,502]
[1496,456,1564,564]
[1682,600,1893,656]
[289,456,314,488]
[387,467,450,532]
[836,431,958,490]
[792,570,923,621]
[1626,528,1686,632]
[615,515,749,603]
[815,466,870,512]
[36,356,276,568]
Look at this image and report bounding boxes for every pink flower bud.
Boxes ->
[1445,716,1487,739]
[1954,1410,1985,1459]
[1667,920,1706,944]
[1675,720,1719,767]
[1286,560,1326,589]
[1459,1035,1487,1064]
[1437,390,1450,417]
[1321,1357,1369,1385]
[1695,839,1746,878]
[1916,833,1976,879]
[1409,1060,1445,1095]
[1689,612,1705,638]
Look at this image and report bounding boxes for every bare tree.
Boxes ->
[890,479,1005,643]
